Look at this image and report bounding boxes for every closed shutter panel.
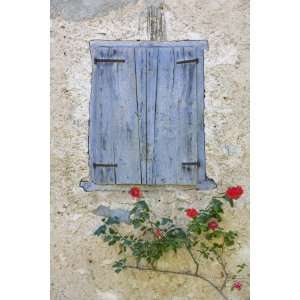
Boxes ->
[175,46,200,184]
[146,46,201,184]
[89,46,142,184]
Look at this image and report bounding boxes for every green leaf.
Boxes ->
[123,239,132,246]
[224,230,237,246]
[109,228,117,234]
[205,233,213,240]
[112,258,127,273]
[237,263,247,273]
[135,200,150,212]
[161,218,172,225]
[224,197,234,208]
[103,235,112,242]
[108,239,117,246]
[133,222,141,229]
[106,216,120,225]
[94,225,107,236]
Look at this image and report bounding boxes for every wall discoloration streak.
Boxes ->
[146,4,167,41]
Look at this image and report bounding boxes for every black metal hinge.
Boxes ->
[176,58,199,64]
[93,163,118,167]
[94,58,125,64]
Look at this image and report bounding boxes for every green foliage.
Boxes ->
[93,190,244,285]
[130,200,150,229]
[94,224,107,236]
[225,198,234,208]
[112,258,127,273]
[224,230,238,247]
[236,263,247,273]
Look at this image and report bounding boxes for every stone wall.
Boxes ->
[51,1,249,299]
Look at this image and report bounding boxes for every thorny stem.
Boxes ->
[125,265,229,300]
[216,254,229,291]
[186,245,229,298]
[186,246,199,275]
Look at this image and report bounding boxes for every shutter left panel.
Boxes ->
[89,46,142,184]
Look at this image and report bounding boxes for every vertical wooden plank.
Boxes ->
[145,47,159,184]
[110,47,141,184]
[89,47,115,184]
[175,47,198,184]
[151,47,178,184]
[173,46,185,184]
[134,47,147,184]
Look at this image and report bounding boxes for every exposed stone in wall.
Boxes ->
[51,0,249,299]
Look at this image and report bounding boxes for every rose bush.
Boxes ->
[94,186,247,300]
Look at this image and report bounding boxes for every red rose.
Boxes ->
[208,220,219,231]
[186,208,199,218]
[129,186,142,199]
[225,186,244,200]
[232,281,242,290]
[154,228,162,239]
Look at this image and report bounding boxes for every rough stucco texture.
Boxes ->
[50,0,249,299]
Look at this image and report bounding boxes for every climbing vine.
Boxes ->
[94,186,247,300]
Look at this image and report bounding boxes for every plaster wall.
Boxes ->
[51,0,249,299]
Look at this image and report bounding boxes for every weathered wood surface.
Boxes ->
[145,47,159,184]
[175,47,199,184]
[87,41,215,189]
[134,47,147,183]
[90,46,141,184]
[143,46,199,184]
[90,47,115,184]
[113,47,142,183]
[151,47,178,184]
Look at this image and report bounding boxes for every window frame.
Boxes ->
[80,40,216,191]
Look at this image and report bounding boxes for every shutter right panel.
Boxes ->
[175,47,199,184]
[149,46,199,184]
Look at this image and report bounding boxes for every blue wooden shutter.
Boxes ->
[83,41,216,190]
[146,46,200,184]
[89,46,142,184]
